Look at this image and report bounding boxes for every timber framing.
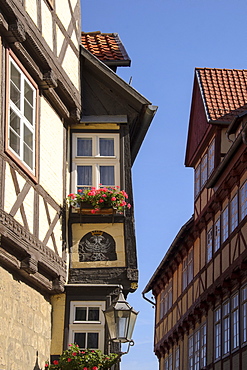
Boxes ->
[0,0,81,124]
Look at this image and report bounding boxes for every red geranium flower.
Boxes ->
[53,360,59,365]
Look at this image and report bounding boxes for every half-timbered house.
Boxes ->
[0,0,81,368]
[143,68,247,370]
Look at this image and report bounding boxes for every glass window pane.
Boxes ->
[10,109,20,135]
[87,333,98,348]
[99,138,114,156]
[74,333,85,348]
[10,130,20,155]
[88,308,99,321]
[77,166,92,186]
[100,166,114,186]
[23,143,33,169]
[24,125,33,149]
[75,307,86,321]
[24,100,33,125]
[10,63,21,109]
[77,138,92,156]
[24,80,34,105]
[240,182,247,221]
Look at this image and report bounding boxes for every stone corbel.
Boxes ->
[21,255,38,274]
[70,107,81,122]
[42,69,58,89]
[52,276,65,293]
[9,20,26,43]
[127,268,138,281]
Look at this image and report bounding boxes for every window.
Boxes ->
[194,138,215,198]
[214,218,221,252]
[221,206,229,243]
[241,285,247,344]
[188,323,207,370]
[164,354,172,370]
[174,347,180,370]
[230,194,238,232]
[72,133,119,192]
[214,307,221,360]
[232,293,239,350]
[222,301,230,355]
[182,248,193,290]
[69,301,105,351]
[214,292,242,361]
[240,181,247,221]
[7,53,37,173]
[160,281,172,320]
[207,227,213,262]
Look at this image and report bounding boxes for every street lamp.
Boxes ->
[103,291,139,354]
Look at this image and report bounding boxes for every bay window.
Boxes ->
[72,133,119,192]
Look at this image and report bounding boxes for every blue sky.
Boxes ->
[81,1,247,368]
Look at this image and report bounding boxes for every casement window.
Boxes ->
[215,292,242,361]
[230,194,238,233]
[164,353,172,370]
[240,181,247,221]
[194,138,215,198]
[221,206,229,243]
[160,280,172,320]
[72,133,119,192]
[7,53,37,174]
[241,285,247,344]
[232,293,239,350]
[214,218,221,252]
[69,301,105,351]
[174,347,180,370]
[207,227,213,262]
[214,307,221,360]
[182,248,193,290]
[222,301,230,355]
[188,323,207,370]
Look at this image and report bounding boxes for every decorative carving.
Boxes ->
[21,256,38,274]
[78,231,117,262]
[42,69,58,89]
[9,20,26,42]
[52,276,65,293]
[70,107,81,121]
[127,268,138,281]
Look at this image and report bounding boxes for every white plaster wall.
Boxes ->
[56,24,65,57]
[41,0,53,51]
[62,44,79,89]
[25,0,38,26]
[56,1,71,32]
[39,97,64,204]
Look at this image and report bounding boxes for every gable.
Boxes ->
[185,75,211,167]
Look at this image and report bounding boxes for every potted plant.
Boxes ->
[45,344,119,369]
[67,186,131,214]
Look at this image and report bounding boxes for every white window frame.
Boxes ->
[221,205,229,243]
[214,218,221,252]
[222,300,230,355]
[160,280,172,320]
[240,181,247,221]
[188,323,207,369]
[164,353,172,370]
[69,301,105,351]
[182,248,193,290]
[230,194,238,233]
[207,227,213,262]
[214,307,221,360]
[174,346,180,370]
[231,293,239,350]
[7,53,37,174]
[72,133,120,192]
[241,285,247,344]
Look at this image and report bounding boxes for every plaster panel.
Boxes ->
[71,223,125,268]
[25,0,38,26]
[56,24,65,57]
[4,163,18,213]
[62,44,79,89]
[56,1,71,30]
[0,266,51,370]
[41,0,53,51]
[214,254,221,280]
[39,98,64,204]
[50,294,66,355]
[222,244,230,272]
[207,263,213,288]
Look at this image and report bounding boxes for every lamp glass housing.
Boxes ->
[104,292,138,343]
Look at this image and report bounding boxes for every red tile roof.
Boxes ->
[81,31,131,67]
[196,68,247,122]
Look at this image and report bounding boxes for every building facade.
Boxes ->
[143,68,247,370]
[0,3,156,368]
